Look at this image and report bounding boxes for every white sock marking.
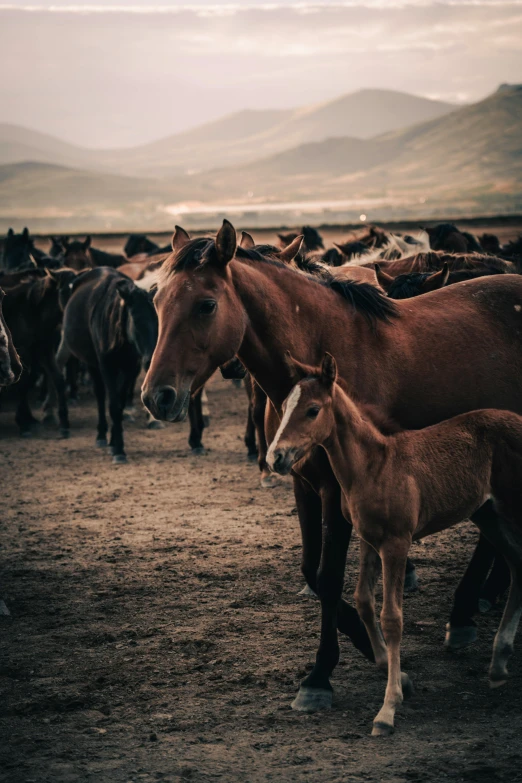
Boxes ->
[267,384,302,468]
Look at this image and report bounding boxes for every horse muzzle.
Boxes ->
[267,446,301,476]
[141,384,190,423]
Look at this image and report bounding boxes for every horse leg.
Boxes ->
[446,523,497,650]
[292,481,351,712]
[15,369,38,437]
[243,374,258,461]
[471,511,522,687]
[40,350,70,438]
[201,386,210,428]
[253,386,274,488]
[188,388,205,455]
[90,366,108,448]
[480,555,510,613]
[294,470,374,658]
[372,536,412,737]
[66,357,80,404]
[102,364,127,463]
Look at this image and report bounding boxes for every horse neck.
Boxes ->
[230,259,354,406]
[323,385,389,493]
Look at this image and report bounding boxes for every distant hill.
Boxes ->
[0,89,456,178]
[194,85,522,206]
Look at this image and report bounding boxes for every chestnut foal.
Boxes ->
[268,353,522,736]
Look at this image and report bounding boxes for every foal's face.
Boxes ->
[267,378,333,475]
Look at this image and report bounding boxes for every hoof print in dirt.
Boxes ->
[291,687,332,713]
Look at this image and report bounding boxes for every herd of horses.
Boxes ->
[2,219,522,737]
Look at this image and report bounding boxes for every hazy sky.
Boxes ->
[1,1,521,148]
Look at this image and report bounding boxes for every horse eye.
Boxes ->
[197,299,217,316]
[307,406,320,419]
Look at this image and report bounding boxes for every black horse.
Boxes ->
[57,267,158,463]
[2,228,37,271]
[124,234,169,258]
[2,269,74,436]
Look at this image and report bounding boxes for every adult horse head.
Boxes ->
[62,236,94,271]
[116,277,158,370]
[142,221,246,422]
[2,228,36,271]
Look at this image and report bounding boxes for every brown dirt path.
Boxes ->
[1,376,521,782]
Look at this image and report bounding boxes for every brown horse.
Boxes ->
[142,220,522,714]
[62,237,126,271]
[366,250,514,279]
[0,288,22,386]
[268,352,522,734]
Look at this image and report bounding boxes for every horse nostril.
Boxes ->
[156,386,176,411]
[272,451,284,470]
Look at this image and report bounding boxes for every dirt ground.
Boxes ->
[1,376,522,783]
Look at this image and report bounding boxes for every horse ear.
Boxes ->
[283,350,315,383]
[279,235,303,264]
[83,236,91,250]
[22,227,29,238]
[171,225,190,253]
[215,219,237,268]
[240,231,255,250]
[422,262,449,293]
[374,263,394,290]
[7,228,13,237]
[321,352,337,388]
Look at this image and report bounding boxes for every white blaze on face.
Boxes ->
[267,384,302,468]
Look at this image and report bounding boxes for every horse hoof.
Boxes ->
[261,473,280,489]
[202,416,210,428]
[372,722,394,737]
[247,452,258,462]
[444,623,478,650]
[298,584,318,599]
[479,598,493,614]
[404,568,419,593]
[291,687,332,713]
[112,454,128,464]
[191,446,206,456]
[59,429,70,440]
[147,419,164,430]
[96,438,108,448]
[20,431,33,439]
[401,672,415,699]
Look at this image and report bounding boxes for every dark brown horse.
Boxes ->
[0,288,22,386]
[2,270,74,436]
[142,220,522,714]
[424,223,482,254]
[368,250,514,279]
[268,352,522,734]
[62,237,126,271]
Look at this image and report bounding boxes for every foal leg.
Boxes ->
[372,536,412,737]
[201,386,210,428]
[188,389,205,455]
[90,366,108,448]
[355,541,388,669]
[253,386,274,487]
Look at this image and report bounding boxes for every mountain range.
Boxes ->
[0,85,520,230]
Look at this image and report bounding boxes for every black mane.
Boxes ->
[162,235,399,325]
